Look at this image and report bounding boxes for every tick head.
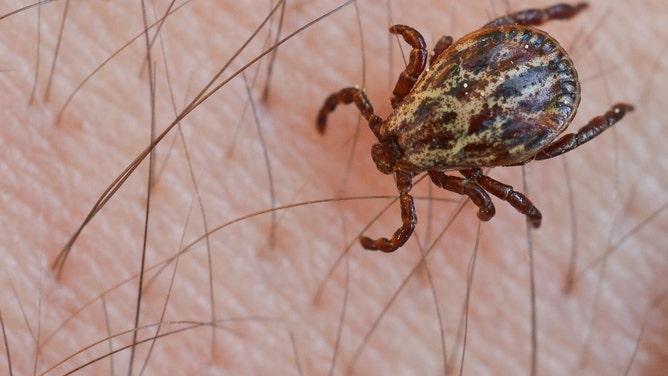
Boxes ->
[371,139,402,175]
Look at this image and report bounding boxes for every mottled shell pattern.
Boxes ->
[381,25,581,172]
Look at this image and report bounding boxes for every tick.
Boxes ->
[316,2,633,252]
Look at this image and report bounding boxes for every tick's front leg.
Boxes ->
[360,172,417,252]
[316,87,384,140]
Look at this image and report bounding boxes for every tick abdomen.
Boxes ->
[386,25,581,171]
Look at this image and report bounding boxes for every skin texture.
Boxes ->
[1,0,667,375]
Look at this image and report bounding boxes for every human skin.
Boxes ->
[1,0,667,375]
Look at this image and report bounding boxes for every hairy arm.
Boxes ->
[1,1,666,374]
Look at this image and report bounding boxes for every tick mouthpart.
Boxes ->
[371,140,402,175]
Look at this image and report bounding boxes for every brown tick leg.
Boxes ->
[461,169,542,228]
[360,172,417,252]
[428,171,496,222]
[429,35,453,67]
[483,2,589,28]
[388,25,428,109]
[316,87,384,140]
[534,103,634,161]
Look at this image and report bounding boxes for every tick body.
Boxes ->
[385,26,579,171]
[316,3,634,252]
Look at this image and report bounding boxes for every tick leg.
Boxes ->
[316,87,384,140]
[428,171,496,222]
[360,172,417,252]
[534,103,634,161]
[484,2,589,28]
[461,169,542,228]
[389,25,428,109]
[429,35,453,67]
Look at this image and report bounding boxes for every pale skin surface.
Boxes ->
[1,0,667,375]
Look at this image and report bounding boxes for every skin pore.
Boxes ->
[1,0,667,374]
